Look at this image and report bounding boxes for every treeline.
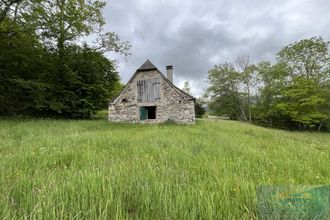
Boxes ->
[0,0,129,118]
[207,37,330,131]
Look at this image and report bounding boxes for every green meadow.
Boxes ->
[0,119,329,219]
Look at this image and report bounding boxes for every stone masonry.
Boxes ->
[108,60,195,124]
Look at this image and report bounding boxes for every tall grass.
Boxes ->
[0,119,329,219]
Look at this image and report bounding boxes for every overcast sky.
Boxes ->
[103,0,330,96]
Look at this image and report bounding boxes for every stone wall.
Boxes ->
[108,69,195,124]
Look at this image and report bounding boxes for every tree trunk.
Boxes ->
[0,0,23,24]
[0,3,11,24]
[248,100,252,123]
[247,85,252,123]
[318,121,324,132]
[239,105,247,121]
[56,0,66,83]
[13,2,19,22]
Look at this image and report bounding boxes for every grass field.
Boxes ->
[0,118,329,219]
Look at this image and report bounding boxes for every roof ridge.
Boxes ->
[137,59,157,71]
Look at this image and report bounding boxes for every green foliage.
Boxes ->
[277,37,330,82]
[207,63,243,119]
[207,61,257,121]
[46,45,120,118]
[273,37,330,129]
[0,0,24,24]
[208,37,330,130]
[0,18,51,115]
[0,119,329,219]
[254,62,290,127]
[0,27,120,118]
[28,0,130,56]
[32,0,106,42]
[276,77,327,128]
[0,0,128,118]
[194,99,205,118]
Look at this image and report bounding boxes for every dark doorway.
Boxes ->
[139,106,156,120]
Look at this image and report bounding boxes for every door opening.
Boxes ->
[139,106,156,120]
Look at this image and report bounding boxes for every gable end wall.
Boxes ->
[108,69,195,124]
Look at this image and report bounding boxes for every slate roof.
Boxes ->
[137,59,157,71]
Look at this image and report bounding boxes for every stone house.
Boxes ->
[108,60,196,124]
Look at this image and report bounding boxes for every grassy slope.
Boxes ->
[0,119,329,219]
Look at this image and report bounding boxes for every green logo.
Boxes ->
[257,185,330,220]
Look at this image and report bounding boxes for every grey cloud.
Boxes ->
[103,0,330,96]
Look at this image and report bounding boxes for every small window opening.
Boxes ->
[122,98,128,103]
[139,106,156,120]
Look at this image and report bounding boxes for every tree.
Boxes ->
[0,9,51,116]
[275,37,330,129]
[0,0,129,118]
[275,77,327,129]
[49,44,120,118]
[207,63,243,120]
[29,0,130,56]
[235,55,255,123]
[322,83,330,130]
[28,0,130,117]
[277,37,330,83]
[255,61,289,127]
[207,37,330,130]
[31,0,104,52]
[0,0,29,41]
[195,98,206,118]
[0,0,23,24]
[182,81,191,94]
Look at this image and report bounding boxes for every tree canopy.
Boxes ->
[207,37,330,130]
[0,0,130,118]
